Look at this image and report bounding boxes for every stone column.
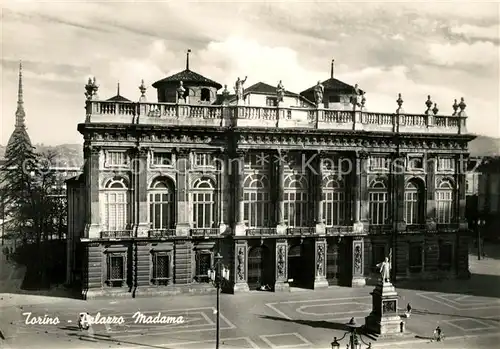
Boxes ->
[234,150,247,236]
[314,238,329,289]
[457,154,468,231]
[353,151,369,233]
[84,144,101,239]
[217,151,229,234]
[234,240,250,292]
[426,154,437,231]
[315,152,326,234]
[175,148,191,236]
[135,147,150,238]
[276,150,287,235]
[351,237,366,287]
[274,239,289,291]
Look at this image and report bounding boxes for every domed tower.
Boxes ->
[6,61,32,158]
[152,49,222,105]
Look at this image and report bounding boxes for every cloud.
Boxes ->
[450,24,500,41]
[427,41,499,66]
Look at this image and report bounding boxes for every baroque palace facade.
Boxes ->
[67,56,475,299]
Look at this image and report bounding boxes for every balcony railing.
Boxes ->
[190,228,219,237]
[246,228,277,236]
[100,230,133,238]
[325,226,355,235]
[369,225,393,234]
[286,227,316,236]
[437,223,460,231]
[85,100,468,135]
[148,229,176,238]
[406,224,427,232]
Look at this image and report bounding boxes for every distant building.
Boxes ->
[68,53,475,299]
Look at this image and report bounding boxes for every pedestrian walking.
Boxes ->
[406,302,412,318]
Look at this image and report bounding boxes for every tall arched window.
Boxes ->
[284,174,309,227]
[369,179,388,225]
[405,179,425,225]
[103,177,129,231]
[149,177,175,230]
[436,179,454,223]
[243,174,270,227]
[322,176,345,226]
[192,177,215,228]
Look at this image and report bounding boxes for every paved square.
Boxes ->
[260,333,312,348]
[417,292,500,311]
[445,318,496,331]
[266,296,371,322]
[171,337,259,348]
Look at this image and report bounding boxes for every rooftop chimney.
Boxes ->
[331,59,335,79]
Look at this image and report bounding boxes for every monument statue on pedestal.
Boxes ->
[365,254,404,336]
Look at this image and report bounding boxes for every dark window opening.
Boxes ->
[107,254,125,287]
[409,243,423,273]
[153,253,171,285]
[439,243,453,271]
[195,251,212,283]
[201,88,211,102]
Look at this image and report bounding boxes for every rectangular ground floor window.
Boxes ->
[409,243,423,273]
[439,243,453,271]
[107,253,125,287]
[152,252,172,285]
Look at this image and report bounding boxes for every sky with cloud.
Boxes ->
[1,0,499,145]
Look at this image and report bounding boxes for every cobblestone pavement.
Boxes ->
[1,252,499,349]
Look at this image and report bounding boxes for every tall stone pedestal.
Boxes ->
[365,282,403,335]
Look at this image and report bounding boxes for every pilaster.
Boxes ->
[314,238,329,289]
[426,154,437,230]
[393,153,406,231]
[175,148,191,236]
[234,240,250,292]
[234,150,247,236]
[315,152,326,234]
[217,151,229,235]
[274,239,289,291]
[134,147,150,238]
[84,144,101,239]
[457,155,468,230]
[276,149,287,235]
[351,237,366,287]
[353,151,368,233]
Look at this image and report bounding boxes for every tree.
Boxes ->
[0,135,63,287]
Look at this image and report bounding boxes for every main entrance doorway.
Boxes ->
[247,245,272,291]
[288,244,309,288]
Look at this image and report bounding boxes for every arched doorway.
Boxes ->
[288,244,307,287]
[247,245,272,291]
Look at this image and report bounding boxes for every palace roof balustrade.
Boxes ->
[85,100,468,135]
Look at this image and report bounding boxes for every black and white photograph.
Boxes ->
[0,1,499,348]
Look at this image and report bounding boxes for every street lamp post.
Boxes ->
[330,318,372,349]
[208,253,230,349]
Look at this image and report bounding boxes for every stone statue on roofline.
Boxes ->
[276,80,285,103]
[234,76,247,101]
[376,257,391,284]
[314,80,324,105]
[177,81,186,102]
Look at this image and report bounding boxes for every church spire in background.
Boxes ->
[15,61,26,128]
